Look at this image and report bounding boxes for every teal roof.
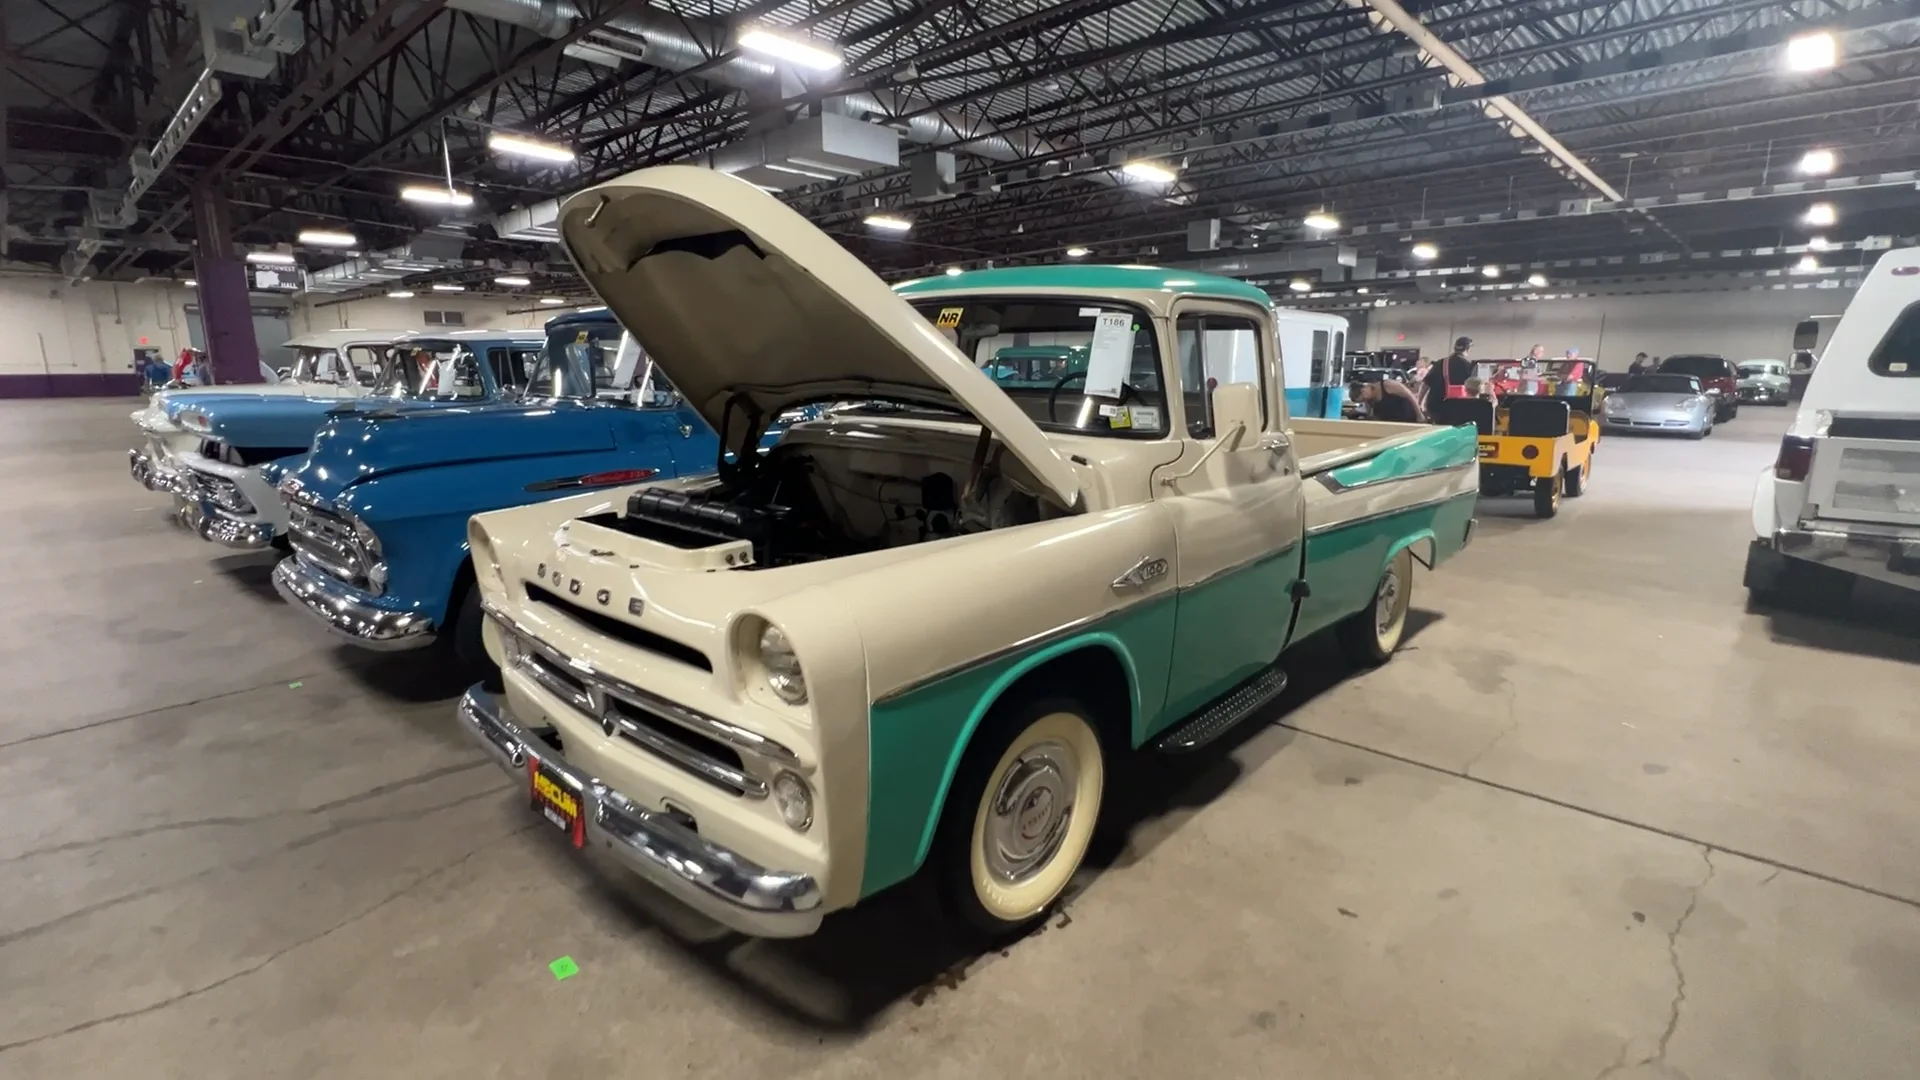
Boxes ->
[894,265,1274,308]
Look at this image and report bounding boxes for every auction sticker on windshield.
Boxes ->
[935,307,964,329]
[1085,311,1134,398]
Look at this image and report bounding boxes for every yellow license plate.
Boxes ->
[529,758,586,848]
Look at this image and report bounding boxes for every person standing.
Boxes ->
[1349,378,1424,422]
[1424,336,1474,403]
[1629,352,1650,375]
[1409,354,1434,411]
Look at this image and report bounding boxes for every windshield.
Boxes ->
[908,297,1167,437]
[1623,374,1699,394]
[369,342,491,401]
[1738,361,1782,376]
[527,322,678,406]
[1659,355,1727,378]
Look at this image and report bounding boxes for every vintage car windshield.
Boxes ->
[1622,374,1699,394]
[526,324,678,407]
[1738,361,1784,377]
[908,297,1168,438]
[368,342,490,401]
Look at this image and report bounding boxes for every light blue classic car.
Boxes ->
[169,329,548,549]
[270,310,770,673]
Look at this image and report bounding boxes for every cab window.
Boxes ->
[1309,330,1330,386]
[1868,301,1920,377]
[487,346,539,392]
[343,347,382,386]
[1177,313,1266,437]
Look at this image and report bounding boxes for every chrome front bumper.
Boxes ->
[271,556,437,649]
[175,457,287,551]
[456,686,824,938]
[1769,523,1920,593]
[128,447,184,493]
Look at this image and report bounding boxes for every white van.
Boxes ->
[1745,248,1920,602]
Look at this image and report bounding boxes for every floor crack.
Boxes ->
[1460,681,1520,777]
[1596,847,1714,1079]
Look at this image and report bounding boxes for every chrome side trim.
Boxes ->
[1313,459,1475,494]
[456,687,823,938]
[483,601,801,769]
[872,609,1112,705]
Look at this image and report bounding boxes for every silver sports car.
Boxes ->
[1599,373,1715,438]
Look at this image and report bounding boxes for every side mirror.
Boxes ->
[1209,382,1260,447]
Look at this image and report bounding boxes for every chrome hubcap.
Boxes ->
[1374,569,1401,639]
[983,740,1077,883]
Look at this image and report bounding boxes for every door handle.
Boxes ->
[1258,436,1291,454]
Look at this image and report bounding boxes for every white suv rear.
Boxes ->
[1746,249,1920,602]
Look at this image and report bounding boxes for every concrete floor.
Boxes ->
[3,398,1919,1079]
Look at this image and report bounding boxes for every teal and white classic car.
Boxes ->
[456,166,1479,940]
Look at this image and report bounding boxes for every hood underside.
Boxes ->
[556,165,1082,510]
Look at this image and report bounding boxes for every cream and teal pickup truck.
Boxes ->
[457,167,1478,940]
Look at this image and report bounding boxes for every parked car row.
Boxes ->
[130,167,1482,942]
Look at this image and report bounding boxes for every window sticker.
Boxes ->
[1129,404,1163,433]
[935,307,964,329]
[1078,307,1104,317]
[1084,311,1134,398]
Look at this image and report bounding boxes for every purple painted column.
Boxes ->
[191,186,263,385]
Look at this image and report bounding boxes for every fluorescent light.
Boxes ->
[183,279,196,288]
[1065,246,1090,258]
[1302,212,1341,231]
[1481,264,1501,278]
[1356,286,1369,295]
[298,229,357,247]
[1288,279,1312,292]
[245,251,296,265]
[1797,255,1821,271]
[386,290,415,299]
[1804,202,1837,226]
[1410,242,1438,260]
[1121,160,1177,184]
[738,27,842,71]
[864,214,912,232]
[944,266,963,276]
[1809,236,1831,251]
[763,162,837,181]
[538,297,566,305]
[494,275,532,287]
[431,283,466,292]
[400,185,475,207]
[1527,273,1548,287]
[487,132,575,163]
[1785,31,1837,73]
[1797,148,1837,175]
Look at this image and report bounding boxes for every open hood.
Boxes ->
[556,165,1083,510]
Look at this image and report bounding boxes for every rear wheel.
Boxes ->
[934,696,1106,941]
[1563,460,1587,498]
[1533,470,1562,518]
[1338,547,1415,666]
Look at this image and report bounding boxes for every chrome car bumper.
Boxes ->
[128,447,184,493]
[456,685,824,938]
[271,557,437,649]
[181,497,277,549]
[1600,413,1707,434]
[176,456,288,551]
[1760,523,1920,593]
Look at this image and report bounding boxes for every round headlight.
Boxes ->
[772,771,813,832]
[758,623,807,705]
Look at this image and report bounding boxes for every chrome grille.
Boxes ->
[185,468,253,514]
[489,606,798,800]
[286,501,377,590]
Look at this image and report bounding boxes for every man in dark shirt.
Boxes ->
[1423,336,1474,403]
[1349,378,1423,422]
[1629,352,1650,375]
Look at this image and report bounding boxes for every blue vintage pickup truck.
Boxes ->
[271,311,752,673]
[167,329,549,549]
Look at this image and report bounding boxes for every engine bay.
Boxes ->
[588,421,1058,567]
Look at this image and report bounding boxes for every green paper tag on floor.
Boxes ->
[288,681,303,689]
[549,956,579,981]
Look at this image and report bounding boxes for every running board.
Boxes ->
[1151,665,1290,753]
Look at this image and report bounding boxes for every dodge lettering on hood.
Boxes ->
[457,165,1481,939]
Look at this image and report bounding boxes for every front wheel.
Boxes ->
[1338,547,1414,666]
[934,698,1106,941]
[443,582,500,686]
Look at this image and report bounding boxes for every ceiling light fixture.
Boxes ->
[1302,211,1341,231]
[1065,246,1090,258]
[738,27,842,71]
[1804,202,1837,226]
[1797,255,1821,272]
[487,131,575,163]
[386,290,415,299]
[1288,279,1312,292]
[431,283,466,292]
[1784,31,1838,73]
[1410,242,1438,260]
[183,279,197,287]
[298,229,357,247]
[1527,273,1548,287]
[864,213,912,232]
[1481,264,1501,278]
[944,266,963,276]
[1809,236,1831,251]
[1121,160,1178,184]
[245,251,296,265]
[1356,287,1370,295]
[1797,148,1837,175]
[538,297,566,305]
[399,185,475,207]
[493,275,532,287]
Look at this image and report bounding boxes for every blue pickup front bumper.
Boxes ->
[272,557,437,649]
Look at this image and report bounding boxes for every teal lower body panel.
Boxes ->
[1292,490,1476,645]
[1153,544,1298,739]
[1285,385,1347,420]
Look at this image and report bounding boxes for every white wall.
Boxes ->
[289,293,547,335]
[0,275,198,377]
[1364,287,1857,367]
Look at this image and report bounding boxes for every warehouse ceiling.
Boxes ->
[8,0,1920,307]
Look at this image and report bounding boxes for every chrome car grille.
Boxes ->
[285,501,378,591]
[488,606,799,800]
[185,468,253,514]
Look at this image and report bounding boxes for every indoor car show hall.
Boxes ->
[7,0,1920,1076]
